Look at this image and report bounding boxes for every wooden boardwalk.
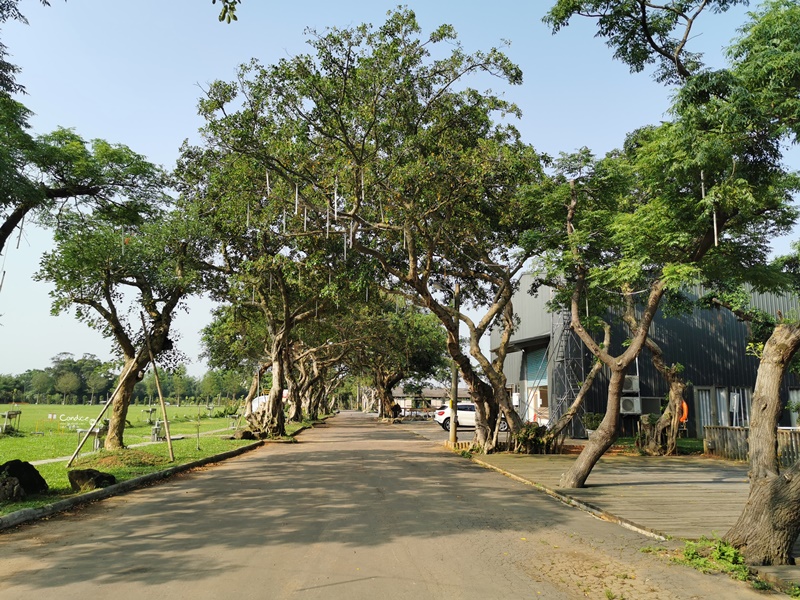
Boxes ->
[474,453,749,539]
[472,451,800,587]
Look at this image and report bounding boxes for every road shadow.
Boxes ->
[2,412,583,590]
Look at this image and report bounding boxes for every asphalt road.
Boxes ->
[0,412,774,599]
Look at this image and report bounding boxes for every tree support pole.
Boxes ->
[66,361,136,468]
[140,313,175,461]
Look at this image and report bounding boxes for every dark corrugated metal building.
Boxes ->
[493,274,800,438]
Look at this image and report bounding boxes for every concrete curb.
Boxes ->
[463,449,800,590]
[0,418,325,532]
[0,440,265,532]
[469,456,668,542]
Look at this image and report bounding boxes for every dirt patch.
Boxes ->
[517,535,769,599]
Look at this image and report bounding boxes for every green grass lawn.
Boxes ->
[0,402,245,462]
[0,402,312,516]
[613,436,705,455]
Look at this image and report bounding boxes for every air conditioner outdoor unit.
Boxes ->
[623,375,640,394]
[620,396,642,415]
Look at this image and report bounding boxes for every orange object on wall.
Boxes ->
[679,400,689,423]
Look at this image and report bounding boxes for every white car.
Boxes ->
[433,402,509,432]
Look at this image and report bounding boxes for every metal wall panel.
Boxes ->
[503,351,523,393]
[508,276,553,344]
[497,278,800,433]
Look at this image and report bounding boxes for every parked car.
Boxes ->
[433,402,509,432]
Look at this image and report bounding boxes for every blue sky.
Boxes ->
[0,0,786,377]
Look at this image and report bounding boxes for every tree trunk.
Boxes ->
[248,338,288,437]
[242,367,263,423]
[375,371,402,419]
[723,323,800,564]
[308,387,323,421]
[462,370,496,451]
[725,461,800,565]
[380,394,395,418]
[443,325,497,450]
[748,331,798,479]
[376,380,394,418]
[639,376,686,456]
[286,375,303,422]
[256,379,286,437]
[664,378,685,455]
[259,351,286,437]
[287,393,303,422]
[360,387,377,413]
[560,369,624,488]
[623,303,685,456]
[473,395,499,448]
[560,271,666,486]
[422,283,507,453]
[301,386,313,420]
[0,201,34,258]
[105,359,143,449]
[285,345,304,422]
[468,295,521,449]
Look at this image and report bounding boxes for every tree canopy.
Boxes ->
[529,0,799,488]
[35,200,212,447]
[182,7,543,447]
[544,0,749,83]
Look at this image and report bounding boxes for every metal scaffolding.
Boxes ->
[550,310,586,438]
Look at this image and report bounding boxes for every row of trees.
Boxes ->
[0,353,112,404]
[6,0,800,565]
[176,8,539,448]
[537,0,800,565]
[0,354,250,405]
[2,1,534,452]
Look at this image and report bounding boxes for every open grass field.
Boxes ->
[0,402,247,462]
[0,402,309,516]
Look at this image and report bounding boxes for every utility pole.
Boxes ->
[449,284,460,446]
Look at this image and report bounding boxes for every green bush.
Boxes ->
[513,421,548,454]
[213,402,241,418]
[583,412,603,430]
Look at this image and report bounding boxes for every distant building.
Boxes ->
[491,274,800,438]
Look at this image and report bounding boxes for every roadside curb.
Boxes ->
[0,440,266,532]
[0,418,325,532]
[469,456,668,542]
[467,452,800,590]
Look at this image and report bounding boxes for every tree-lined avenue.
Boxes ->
[0,413,768,599]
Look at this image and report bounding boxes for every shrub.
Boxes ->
[213,402,241,418]
[513,421,548,454]
[583,412,603,430]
